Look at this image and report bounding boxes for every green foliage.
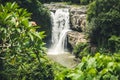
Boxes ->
[39,0,61,3]
[40,0,95,4]
[0,2,54,80]
[109,35,120,52]
[18,0,51,34]
[80,0,94,5]
[80,0,89,5]
[1,0,52,41]
[73,43,89,58]
[39,0,80,4]
[87,0,120,52]
[53,63,70,80]
[68,0,80,4]
[58,53,120,80]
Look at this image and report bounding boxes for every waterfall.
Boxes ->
[48,9,70,54]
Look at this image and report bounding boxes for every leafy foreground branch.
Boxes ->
[0,2,54,80]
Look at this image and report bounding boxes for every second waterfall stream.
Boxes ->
[48,8,70,55]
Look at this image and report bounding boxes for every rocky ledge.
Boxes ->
[67,31,87,48]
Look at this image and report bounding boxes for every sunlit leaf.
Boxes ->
[100,68,108,75]
[28,32,34,41]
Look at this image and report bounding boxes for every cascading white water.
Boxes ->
[48,9,70,54]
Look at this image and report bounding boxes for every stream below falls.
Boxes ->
[47,52,79,68]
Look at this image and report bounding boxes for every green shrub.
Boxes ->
[59,53,120,80]
[0,2,54,80]
[73,43,89,58]
[18,0,52,38]
[87,0,120,52]
[1,0,52,42]
[39,0,80,4]
[109,35,120,52]
[80,0,89,5]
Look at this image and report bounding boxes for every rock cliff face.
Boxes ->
[44,3,87,48]
[70,6,87,32]
[67,31,87,48]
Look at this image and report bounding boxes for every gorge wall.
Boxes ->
[44,3,88,49]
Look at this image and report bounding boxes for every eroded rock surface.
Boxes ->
[70,6,87,32]
[67,31,87,47]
